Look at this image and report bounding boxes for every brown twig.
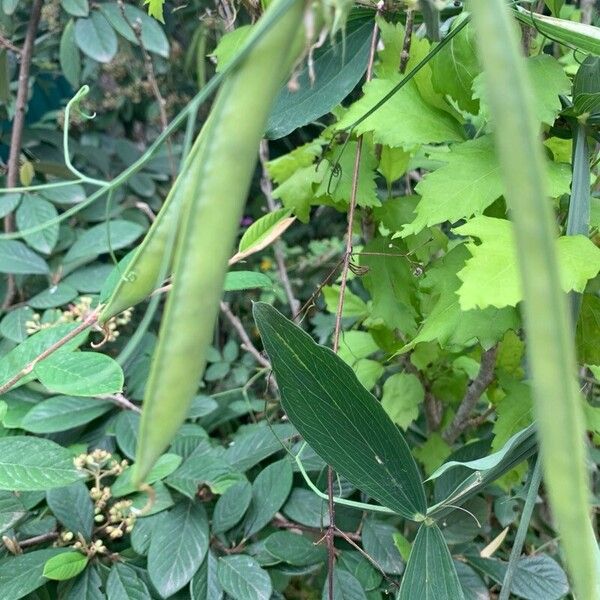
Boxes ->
[0,35,21,55]
[0,309,100,396]
[443,345,498,444]
[272,514,361,541]
[12,531,59,550]
[117,0,175,178]
[259,140,301,318]
[2,0,43,309]
[98,393,141,413]
[399,8,414,74]
[326,15,381,599]
[220,301,271,369]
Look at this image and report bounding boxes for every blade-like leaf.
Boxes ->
[398,523,465,600]
[253,302,426,520]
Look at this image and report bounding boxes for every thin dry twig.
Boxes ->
[0,35,21,55]
[3,0,43,309]
[220,301,271,369]
[443,345,498,444]
[259,140,301,318]
[399,9,414,74]
[272,514,361,541]
[326,14,381,598]
[0,309,100,396]
[99,393,141,413]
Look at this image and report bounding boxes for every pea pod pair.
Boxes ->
[100,0,307,486]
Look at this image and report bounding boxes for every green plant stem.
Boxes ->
[499,457,542,600]
[470,3,600,599]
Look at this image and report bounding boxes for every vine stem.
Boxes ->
[327,13,381,598]
[2,0,43,309]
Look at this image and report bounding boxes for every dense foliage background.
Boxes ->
[0,0,598,598]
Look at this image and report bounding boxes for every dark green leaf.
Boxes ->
[47,481,94,539]
[114,410,140,459]
[0,307,35,343]
[0,241,48,274]
[361,518,404,575]
[148,501,209,597]
[28,284,79,309]
[324,568,368,600]
[398,524,465,600]
[106,563,151,600]
[212,480,252,534]
[266,19,372,139]
[0,436,83,491]
[253,302,426,520]
[190,552,223,600]
[264,531,327,566]
[455,561,489,600]
[60,564,105,600]
[242,458,293,537]
[16,196,59,255]
[218,554,272,600]
[0,491,26,535]
[61,0,88,17]
[74,13,118,63]
[0,549,66,599]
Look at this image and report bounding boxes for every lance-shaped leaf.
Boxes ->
[398,523,465,600]
[253,302,427,520]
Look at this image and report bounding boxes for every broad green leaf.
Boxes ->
[427,425,537,515]
[400,245,519,352]
[223,422,296,471]
[112,453,181,496]
[455,217,600,309]
[223,271,272,292]
[401,136,570,236]
[63,263,113,293]
[218,555,272,600]
[99,3,168,56]
[46,481,94,539]
[381,372,424,430]
[74,12,118,63]
[266,140,323,184]
[242,458,293,537]
[352,358,383,391]
[59,21,82,89]
[114,410,140,459]
[473,55,571,127]
[337,331,379,366]
[0,240,48,274]
[0,192,21,219]
[43,552,88,581]
[0,549,67,599]
[166,442,244,497]
[361,518,404,575]
[337,551,382,591]
[16,196,59,255]
[253,302,427,520]
[324,567,368,599]
[264,531,327,566]
[0,491,26,535]
[544,0,564,16]
[190,552,224,600]
[59,564,104,600]
[0,307,35,343]
[144,0,164,22]
[106,563,151,600]
[266,18,372,139]
[64,220,144,264]
[413,433,452,476]
[40,183,86,206]
[378,145,411,186]
[398,523,465,600]
[492,379,533,452]
[61,0,88,17]
[323,285,369,320]
[431,16,480,114]
[212,480,252,534]
[335,76,464,148]
[29,284,78,309]
[514,6,600,55]
[34,352,124,396]
[0,324,87,389]
[271,162,325,222]
[468,555,569,600]
[283,487,330,527]
[454,561,490,600]
[0,436,83,490]
[361,236,418,334]
[148,501,209,597]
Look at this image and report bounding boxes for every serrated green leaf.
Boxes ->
[455,217,600,309]
[148,501,209,597]
[398,523,464,600]
[218,554,272,600]
[335,77,463,148]
[401,136,570,237]
[253,302,427,520]
[43,552,88,581]
[0,436,83,490]
[34,352,124,396]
